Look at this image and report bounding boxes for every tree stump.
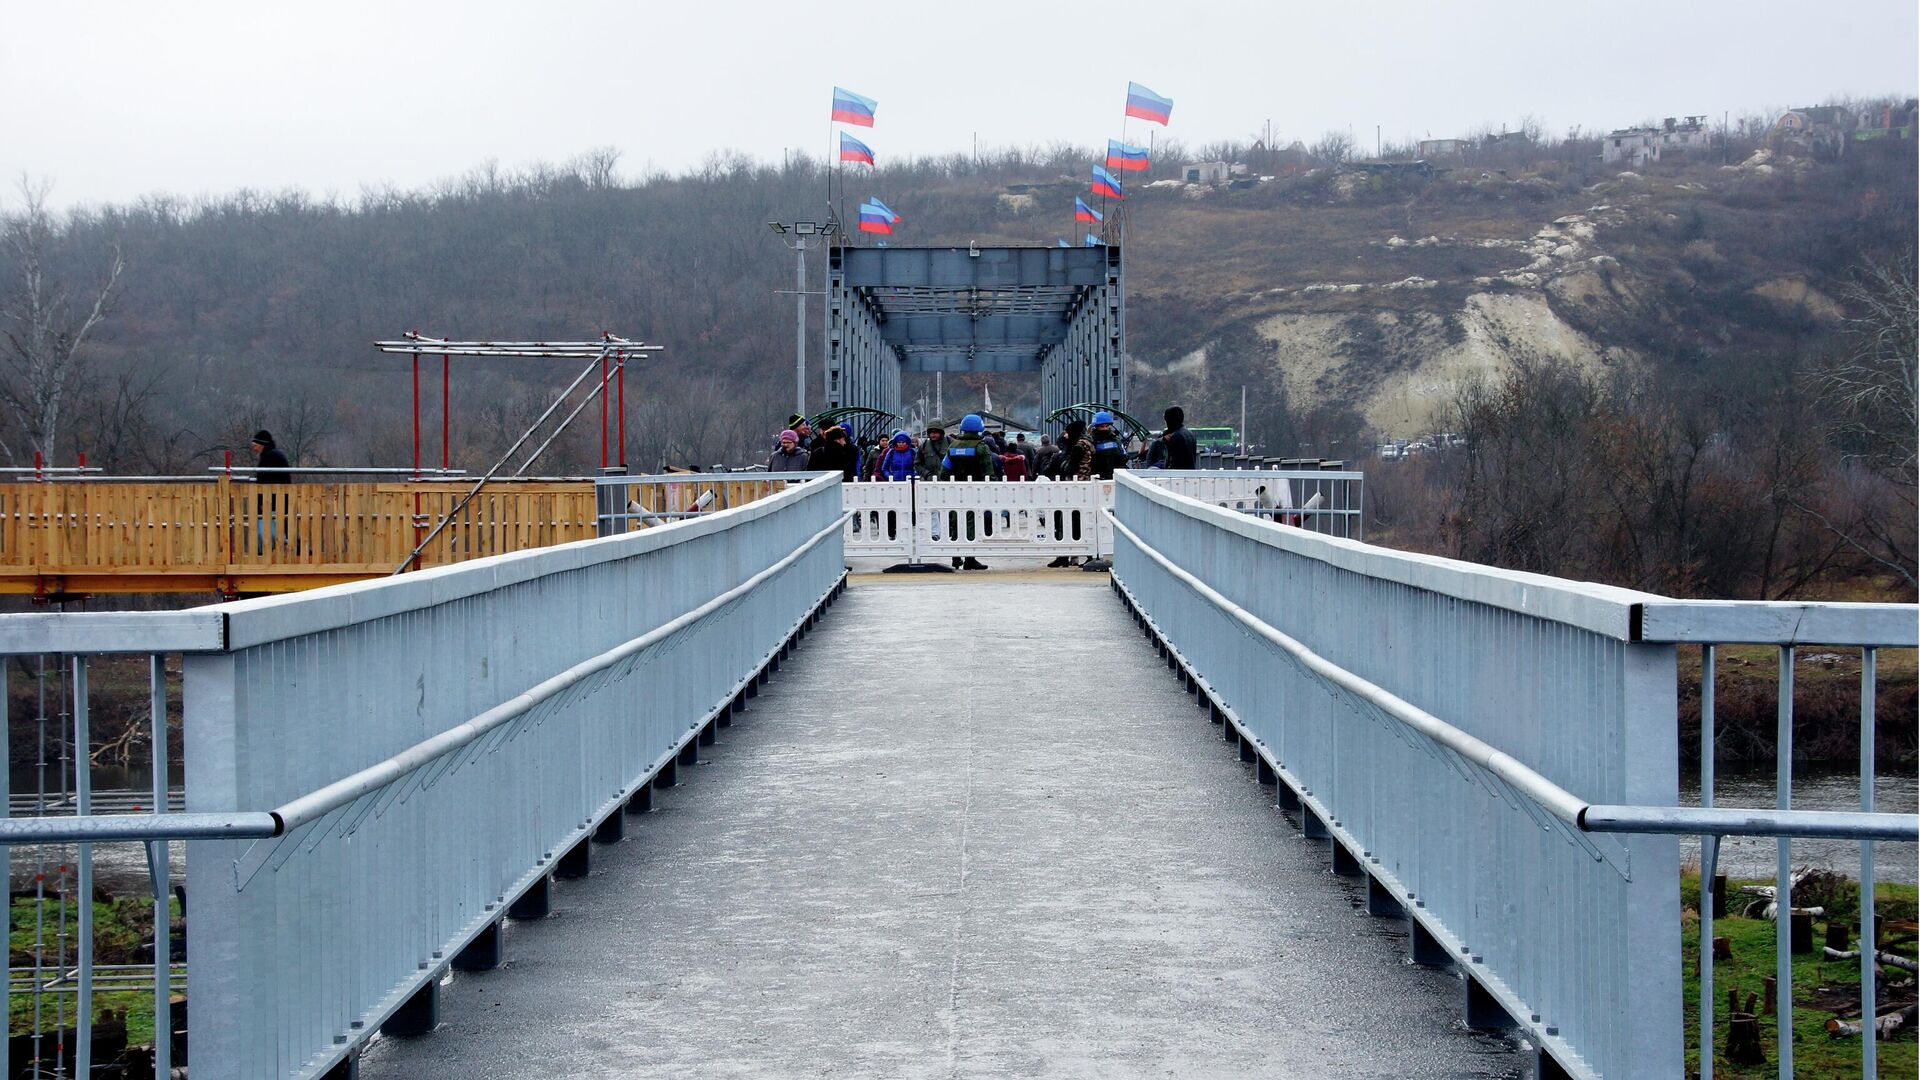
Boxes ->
[1790,910,1814,954]
[1761,976,1777,1014]
[1825,921,1851,951]
[1711,874,1728,919]
[1712,936,1733,961]
[1725,990,1766,1066]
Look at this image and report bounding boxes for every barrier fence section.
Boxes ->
[837,470,1362,562]
[1108,472,1917,1079]
[0,474,848,1080]
[0,479,598,592]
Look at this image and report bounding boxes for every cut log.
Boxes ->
[1761,976,1777,1014]
[1713,936,1733,961]
[1726,990,1766,1066]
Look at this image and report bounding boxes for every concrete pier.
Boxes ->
[359,576,1519,1078]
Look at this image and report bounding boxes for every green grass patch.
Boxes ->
[9,895,180,1042]
[1683,874,1917,1078]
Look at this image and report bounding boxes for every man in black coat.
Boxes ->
[806,425,859,480]
[251,430,292,483]
[1161,406,1198,470]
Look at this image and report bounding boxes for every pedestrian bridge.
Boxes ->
[0,472,1913,1079]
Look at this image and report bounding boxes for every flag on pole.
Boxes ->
[839,132,875,165]
[1091,165,1125,199]
[831,87,878,127]
[1074,197,1103,224]
[984,384,993,413]
[858,198,900,234]
[1106,139,1150,171]
[1056,238,1071,247]
[1124,82,1174,125]
[1085,233,1103,247]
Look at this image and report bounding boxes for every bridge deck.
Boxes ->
[359,576,1518,1079]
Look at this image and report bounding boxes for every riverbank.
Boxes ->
[1683,873,1917,1077]
[1679,645,1917,766]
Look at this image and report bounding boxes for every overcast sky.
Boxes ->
[5,0,1915,211]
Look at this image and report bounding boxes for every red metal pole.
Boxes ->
[76,452,85,470]
[616,353,627,468]
[411,352,421,473]
[441,353,450,470]
[223,449,232,472]
[33,450,42,481]
[599,355,610,471]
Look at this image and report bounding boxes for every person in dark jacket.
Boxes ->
[807,425,859,480]
[877,431,918,481]
[251,430,291,483]
[916,424,949,479]
[940,414,996,568]
[249,430,291,552]
[1032,434,1061,479]
[1088,412,1128,479]
[768,429,811,472]
[1161,406,1199,469]
[1061,420,1094,480]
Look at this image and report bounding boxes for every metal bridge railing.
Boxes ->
[0,474,849,1080]
[1107,471,1917,1080]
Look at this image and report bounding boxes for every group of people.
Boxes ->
[767,406,1199,481]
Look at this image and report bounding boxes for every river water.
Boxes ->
[1678,766,1917,884]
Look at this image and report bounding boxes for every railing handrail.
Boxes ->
[1105,509,1919,845]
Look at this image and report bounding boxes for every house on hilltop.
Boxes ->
[1180,161,1250,185]
[1771,106,1854,160]
[1852,99,1919,143]
[1417,138,1466,159]
[1602,116,1711,167]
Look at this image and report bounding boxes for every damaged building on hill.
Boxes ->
[1602,116,1712,167]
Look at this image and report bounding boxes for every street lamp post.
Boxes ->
[768,220,837,420]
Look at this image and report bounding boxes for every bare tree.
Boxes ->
[1799,253,1918,585]
[1309,130,1354,166]
[0,176,124,465]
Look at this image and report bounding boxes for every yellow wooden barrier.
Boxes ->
[0,480,600,596]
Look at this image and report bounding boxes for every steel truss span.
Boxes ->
[827,245,1125,423]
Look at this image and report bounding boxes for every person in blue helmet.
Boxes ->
[940,413,997,569]
[1088,411,1129,479]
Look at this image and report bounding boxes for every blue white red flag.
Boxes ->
[1106,139,1150,172]
[1124,82,1173,125]
[1090,165,1124,199]
[1074,197,1103,224]
[1085,233,1103,247]
[858,198,900,234]
[831,87,877,127]
[839,132,875,165]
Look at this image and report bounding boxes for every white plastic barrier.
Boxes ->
[842,470,1361,563]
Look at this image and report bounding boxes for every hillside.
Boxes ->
[1120,141,1916,452]
[2,125,1913,600]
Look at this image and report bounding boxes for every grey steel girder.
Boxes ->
[827,245,1124,422]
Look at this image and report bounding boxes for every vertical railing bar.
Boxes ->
[1859,644,1875,1079]
[73,655,92,1080]
[1701,832,1720,1080]
[1700,642,1715,1080]
[150,654,172,1080]
[1774,643,1792,1079]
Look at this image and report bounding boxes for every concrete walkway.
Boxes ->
[360,576,1520,1079]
